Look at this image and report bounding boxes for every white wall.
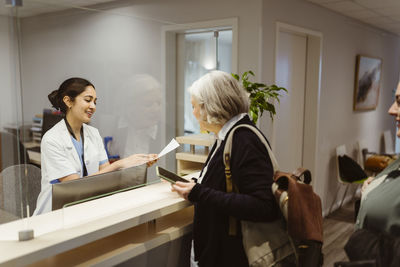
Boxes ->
[0,15,17,129]
[19,0,262,158]
[260,0,400,213]
[20,5,165,160]
[19,0,262,113]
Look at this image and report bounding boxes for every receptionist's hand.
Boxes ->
[118,154,156,169]
[171,181,195,200]
[146,154,159,167]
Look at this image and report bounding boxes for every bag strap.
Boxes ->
[223,124,279,173]
[223,124,279,235]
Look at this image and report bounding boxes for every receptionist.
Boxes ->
[34,77,158,215]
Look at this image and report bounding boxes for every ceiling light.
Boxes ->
[5,0,23,7]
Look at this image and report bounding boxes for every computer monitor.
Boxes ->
[52,164,148,210]
[28,112,63,153]
[42,112,64,137]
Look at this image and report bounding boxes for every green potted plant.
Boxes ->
[232,71,287,124]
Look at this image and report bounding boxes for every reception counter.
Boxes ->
[0,181,193,266]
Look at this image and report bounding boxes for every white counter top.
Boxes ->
[0,181,191,266]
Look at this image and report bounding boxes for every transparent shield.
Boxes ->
[0,0,177,236]
[0,0,234,244]
[61,167,162,228]
[0,3,31,227]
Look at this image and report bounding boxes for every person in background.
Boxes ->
[171,71,281,267]
[344,82,400,266]
[34,78,157,215]
[112,74,162,157]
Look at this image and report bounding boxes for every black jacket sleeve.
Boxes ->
[188,128,279,222]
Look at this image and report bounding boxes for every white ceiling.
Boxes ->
[1,0,400,37]
[307,0,400,36]
[0,0,118,17]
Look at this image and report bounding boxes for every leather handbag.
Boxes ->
[272,169,324,267]
[272,169,323,242]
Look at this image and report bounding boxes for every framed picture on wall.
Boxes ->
[354,55,382,111]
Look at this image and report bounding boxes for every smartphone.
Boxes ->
[156,166,189,184]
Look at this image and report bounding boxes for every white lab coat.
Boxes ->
[33,120,108,215]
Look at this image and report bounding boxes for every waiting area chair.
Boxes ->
[328,145,368,215]
[0,131,30,172]
[357,138,397,175]
[0,164,41,223]
[356,139,369,169]
[383,130,395,155]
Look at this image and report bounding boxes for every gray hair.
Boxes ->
[188,70,249,125]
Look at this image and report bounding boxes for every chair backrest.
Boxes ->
[0,164,41,218]
[356,139,368,168]
[0,131,19,172]
[383,130,394,154]
[336,145,346,183]
[336,145,346,157]
[383,130,395,154]
[336,145,367,183]
[0,131,29,172]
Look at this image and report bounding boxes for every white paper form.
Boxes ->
[157,138,180,158]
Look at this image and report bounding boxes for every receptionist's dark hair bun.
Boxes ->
[48,78,95,114]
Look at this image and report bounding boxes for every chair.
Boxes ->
[383,130,395,154]
[328,145,368,215]
[356,139,369,169]
[0,131,30,172]
[358,137,396,175]
[0,164,41,220]
[356,139,380,175]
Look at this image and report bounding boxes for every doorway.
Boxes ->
[273,23,322,184]
[162,18,238,170]
[274,31,307,171]
[176,30,233,137]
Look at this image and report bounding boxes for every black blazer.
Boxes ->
[188,115,280,267]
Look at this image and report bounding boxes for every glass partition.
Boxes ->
[59,164,160,229]
[0,2,28,226]
[1,0,169,229]
[0,0,233,238]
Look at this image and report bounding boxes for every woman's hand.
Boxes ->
[146,154,159,167]
[361,176,374,193]
[171,181,196,200]
[117,154,158,169]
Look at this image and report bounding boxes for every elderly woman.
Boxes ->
[172,71,280,267]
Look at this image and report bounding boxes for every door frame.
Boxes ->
[161,18,238,170]
[273,22,323,187]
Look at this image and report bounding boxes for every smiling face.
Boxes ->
[388,83,400,137]
[64,86,97,124]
